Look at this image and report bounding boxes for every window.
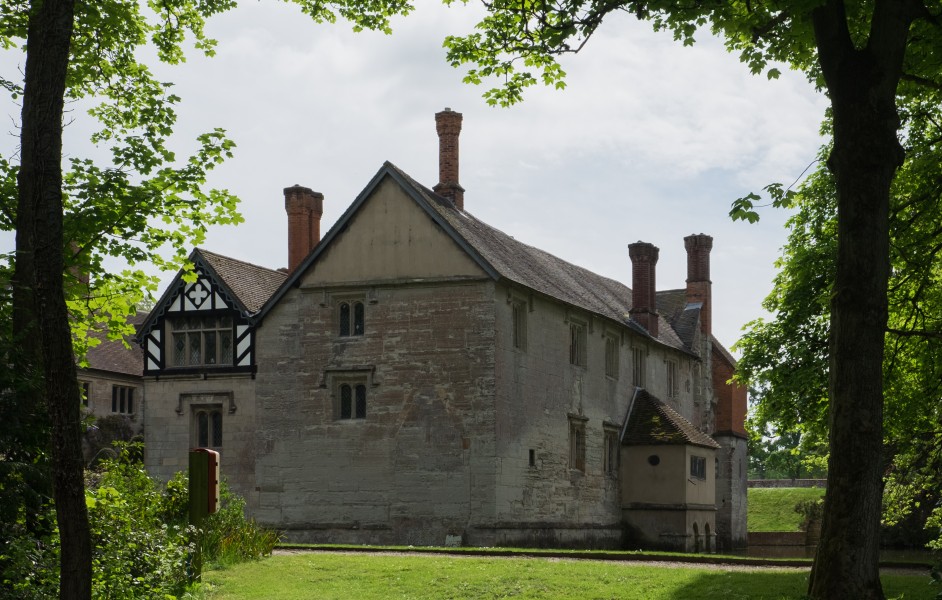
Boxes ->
[528,449,536,468]
[194,406,223,448]
[569,322,587,367]
[604,335,619,378]
[667,360,678,398]
[80,381,90,407]
[632,347,646,387]
[170,315,233,367]
[511,300,527,350]
[339,301,365,337]
[603,428,619,477]
[111,385,135,414]
[690,455,707,480]
[339,383,367,420]
[569,417,586,472]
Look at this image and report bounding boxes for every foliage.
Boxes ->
[3,1,414,595]
[736,96,942,551]
[748,419,827,481]
[200,552,931,600]
[748,487,826,533]
[82,413,139,466]
[442,4,942,596]
[1,442,278,599]
[85,444,195,599]
[0,270,54,596]
[163,471,281,568]
[2,0,418,343]
[795,498,825,530]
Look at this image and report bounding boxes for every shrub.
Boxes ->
[86,443,194,598]
[198,479,280,568]
[1,442,276,598]
[794,497,824,530]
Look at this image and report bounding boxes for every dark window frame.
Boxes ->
[111,385,135,414]
[511,299,527,351]
[569,416,587,472]
[604,334,619,379]
[569,322,587,368]
[603,427,619,477]
[194,405,223,448]
[339,300,365,337]
[169,314,234,367]
[690,455,707,480]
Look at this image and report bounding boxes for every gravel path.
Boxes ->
[272,549,930,576]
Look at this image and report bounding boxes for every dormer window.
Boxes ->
[339,301,365,337]
[170,316,233,367]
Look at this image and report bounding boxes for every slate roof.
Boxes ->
[656,288,702,353]
[622,389,720,449]
[198,248,287,314]
[84,313,146,376]
[251,160,717,360]
[380,163,690,354]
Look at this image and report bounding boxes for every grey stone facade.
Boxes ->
[140,110,748,551]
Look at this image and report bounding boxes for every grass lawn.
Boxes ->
[748,487,826,532]
[201,552,937,600]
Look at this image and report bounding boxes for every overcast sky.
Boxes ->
[0,2,829,349]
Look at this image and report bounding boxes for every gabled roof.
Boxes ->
[257,161,690,355]
[138,248,286,339]
[84,313,146,377]
[198,249,287,314]
[622,389,720,449]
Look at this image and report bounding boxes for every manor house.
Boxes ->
[136,109,748,552]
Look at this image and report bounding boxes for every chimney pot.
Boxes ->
[284,185,324,272]
[628,241,660,338]
[684,233,713,336]
[434,108,465,210]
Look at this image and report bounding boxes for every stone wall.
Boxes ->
[79,370,143,432]
[254,279,496,546]
[715,434,749,550]
[143,373,258,506]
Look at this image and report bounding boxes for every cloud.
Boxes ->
[0,2,830,348]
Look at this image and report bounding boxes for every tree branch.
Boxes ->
[887,327,942,339]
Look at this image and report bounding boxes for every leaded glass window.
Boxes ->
[169,315,233,367]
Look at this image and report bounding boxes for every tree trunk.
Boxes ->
[807,97,895,600]
[17,0,90,599]
[807,2,912,598]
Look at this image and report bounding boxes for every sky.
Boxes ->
[0,2,830,350]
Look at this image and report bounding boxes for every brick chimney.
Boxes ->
[284,185,324,272]
[684,233,713,336]
[433,107,465,210]
[628,241,659,338]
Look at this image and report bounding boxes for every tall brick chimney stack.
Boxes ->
[284,185,324,272]
[684,233,713,336]
[628,241,660,338]
[433,107,465,211]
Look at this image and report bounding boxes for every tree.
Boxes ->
[442,2,940,598]
[737,94,942,552]
[2,1,413,597]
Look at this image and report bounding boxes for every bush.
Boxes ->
[1,442,277,598]
[86,443,194,598]
[795,497,824,530]
[198,478,280,568]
